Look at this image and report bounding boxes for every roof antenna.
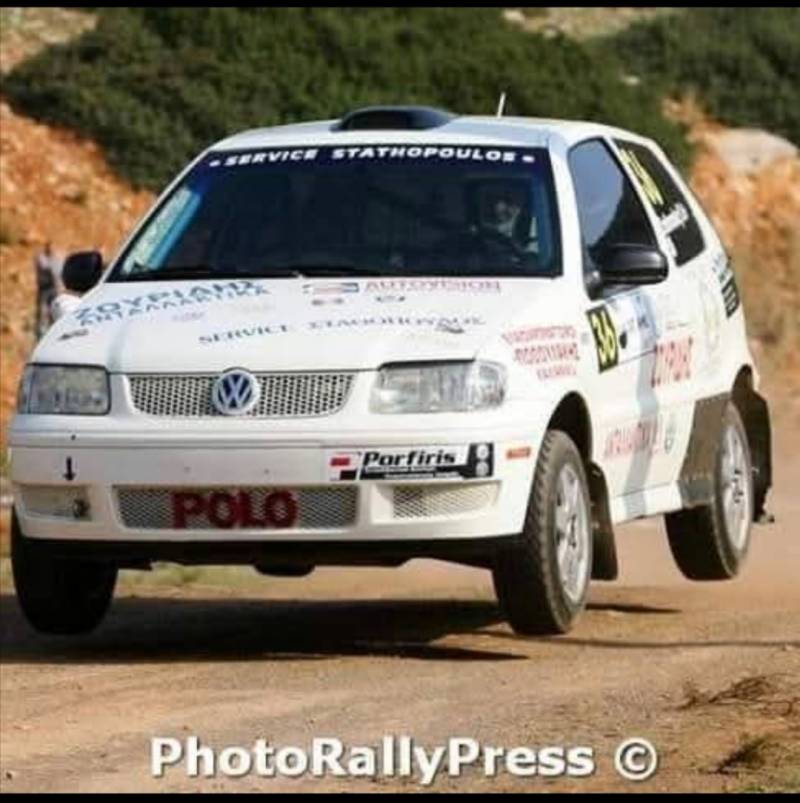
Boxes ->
[496,92,507,118]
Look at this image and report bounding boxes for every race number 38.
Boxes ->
[587,306,619,372]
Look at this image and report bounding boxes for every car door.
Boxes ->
[612,138,715,490]
[568,138,688,501]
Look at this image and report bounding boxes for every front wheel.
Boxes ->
[665,402,753,580]
[11,510,117,634]
[493,431,592,635]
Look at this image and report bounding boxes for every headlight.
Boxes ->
[17,365,110,415]
[370,361,506,414]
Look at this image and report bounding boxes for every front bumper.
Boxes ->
[9,421,540,549]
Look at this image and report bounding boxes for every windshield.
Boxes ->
[110,144,561,281]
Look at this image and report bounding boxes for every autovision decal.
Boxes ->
[72,280,269,327]
[363,278,501,294]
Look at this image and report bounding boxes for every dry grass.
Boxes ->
[0,7,96,74]
[503,7,679,40]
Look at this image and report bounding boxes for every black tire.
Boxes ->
[493,431,593,635]
[665,402,753,580]
[11,510,117,634]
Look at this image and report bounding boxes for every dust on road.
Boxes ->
[1,406,798,793]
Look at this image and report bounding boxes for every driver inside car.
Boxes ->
[478,182,537,250]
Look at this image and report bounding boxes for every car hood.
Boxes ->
[37,277,562,372]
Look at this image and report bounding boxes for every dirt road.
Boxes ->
[1,401,798,793]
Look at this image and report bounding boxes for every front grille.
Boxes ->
[128,372,354,418]
[393,483,497,519]
[117,486,357,530]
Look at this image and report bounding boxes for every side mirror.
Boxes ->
[599,244,668,286]
[62,251,104,294]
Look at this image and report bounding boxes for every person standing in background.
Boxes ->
[33,242,61,339]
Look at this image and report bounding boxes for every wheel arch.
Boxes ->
[547,392,592,461]
[546,392,618,580]
[731,365,772,519]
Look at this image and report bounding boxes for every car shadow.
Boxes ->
[0,593,521,665]
[586,601,681,615]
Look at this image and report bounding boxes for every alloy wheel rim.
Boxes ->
[554,463,590,604]
[721,422,751,551]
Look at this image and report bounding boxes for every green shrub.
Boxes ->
[1,8,688,191]
[608,7,800,144]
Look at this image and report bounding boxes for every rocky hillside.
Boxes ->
[0,101,153,439]
[672,101,800,385]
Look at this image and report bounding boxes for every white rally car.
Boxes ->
[9,106,772,636]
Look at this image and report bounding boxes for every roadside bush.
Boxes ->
[609,7,800,145]
[1,7,688,191]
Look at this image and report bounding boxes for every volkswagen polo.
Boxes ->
[8,106,773,635]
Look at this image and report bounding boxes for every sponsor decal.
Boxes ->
[199,323,291,345]
[363,278,501,294]
[651,336,693,388]
[712,252,741,318]
[698,281,722,357]
[311,296,345,306]
[603,414,678,460]
[618,148,665,210]
[73,280,269,327]
[303,282,360,296]
[586,306,619,372]
[652,291,691,335]
[664,413,678,454]
[209,146,532,170]
[172,310,206,323]
[209,149,320,168]
[618,146,693,259]
[328,444,493,482]
[308,315,485,332]
[622,293,657,346]
[436,319,465,335]
[331,145,522,163]
[199,316,485,345]
[503,325,579,380]
[57,327,89,341]
[502,325,576,345]
[659,202,690,237]
[604,418,660,460]
[171,490,298,530]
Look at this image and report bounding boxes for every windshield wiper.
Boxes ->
[266,264,387,277]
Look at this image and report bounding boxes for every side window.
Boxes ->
[615,140,705,265]
[568,139,657,280]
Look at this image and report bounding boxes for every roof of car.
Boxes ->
[211,112,655,153]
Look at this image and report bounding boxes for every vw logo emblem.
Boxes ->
[211,369,260,416]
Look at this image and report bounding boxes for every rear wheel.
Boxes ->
[493,431,592,635]
[11,510,117,634]
[665,402,753,579]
